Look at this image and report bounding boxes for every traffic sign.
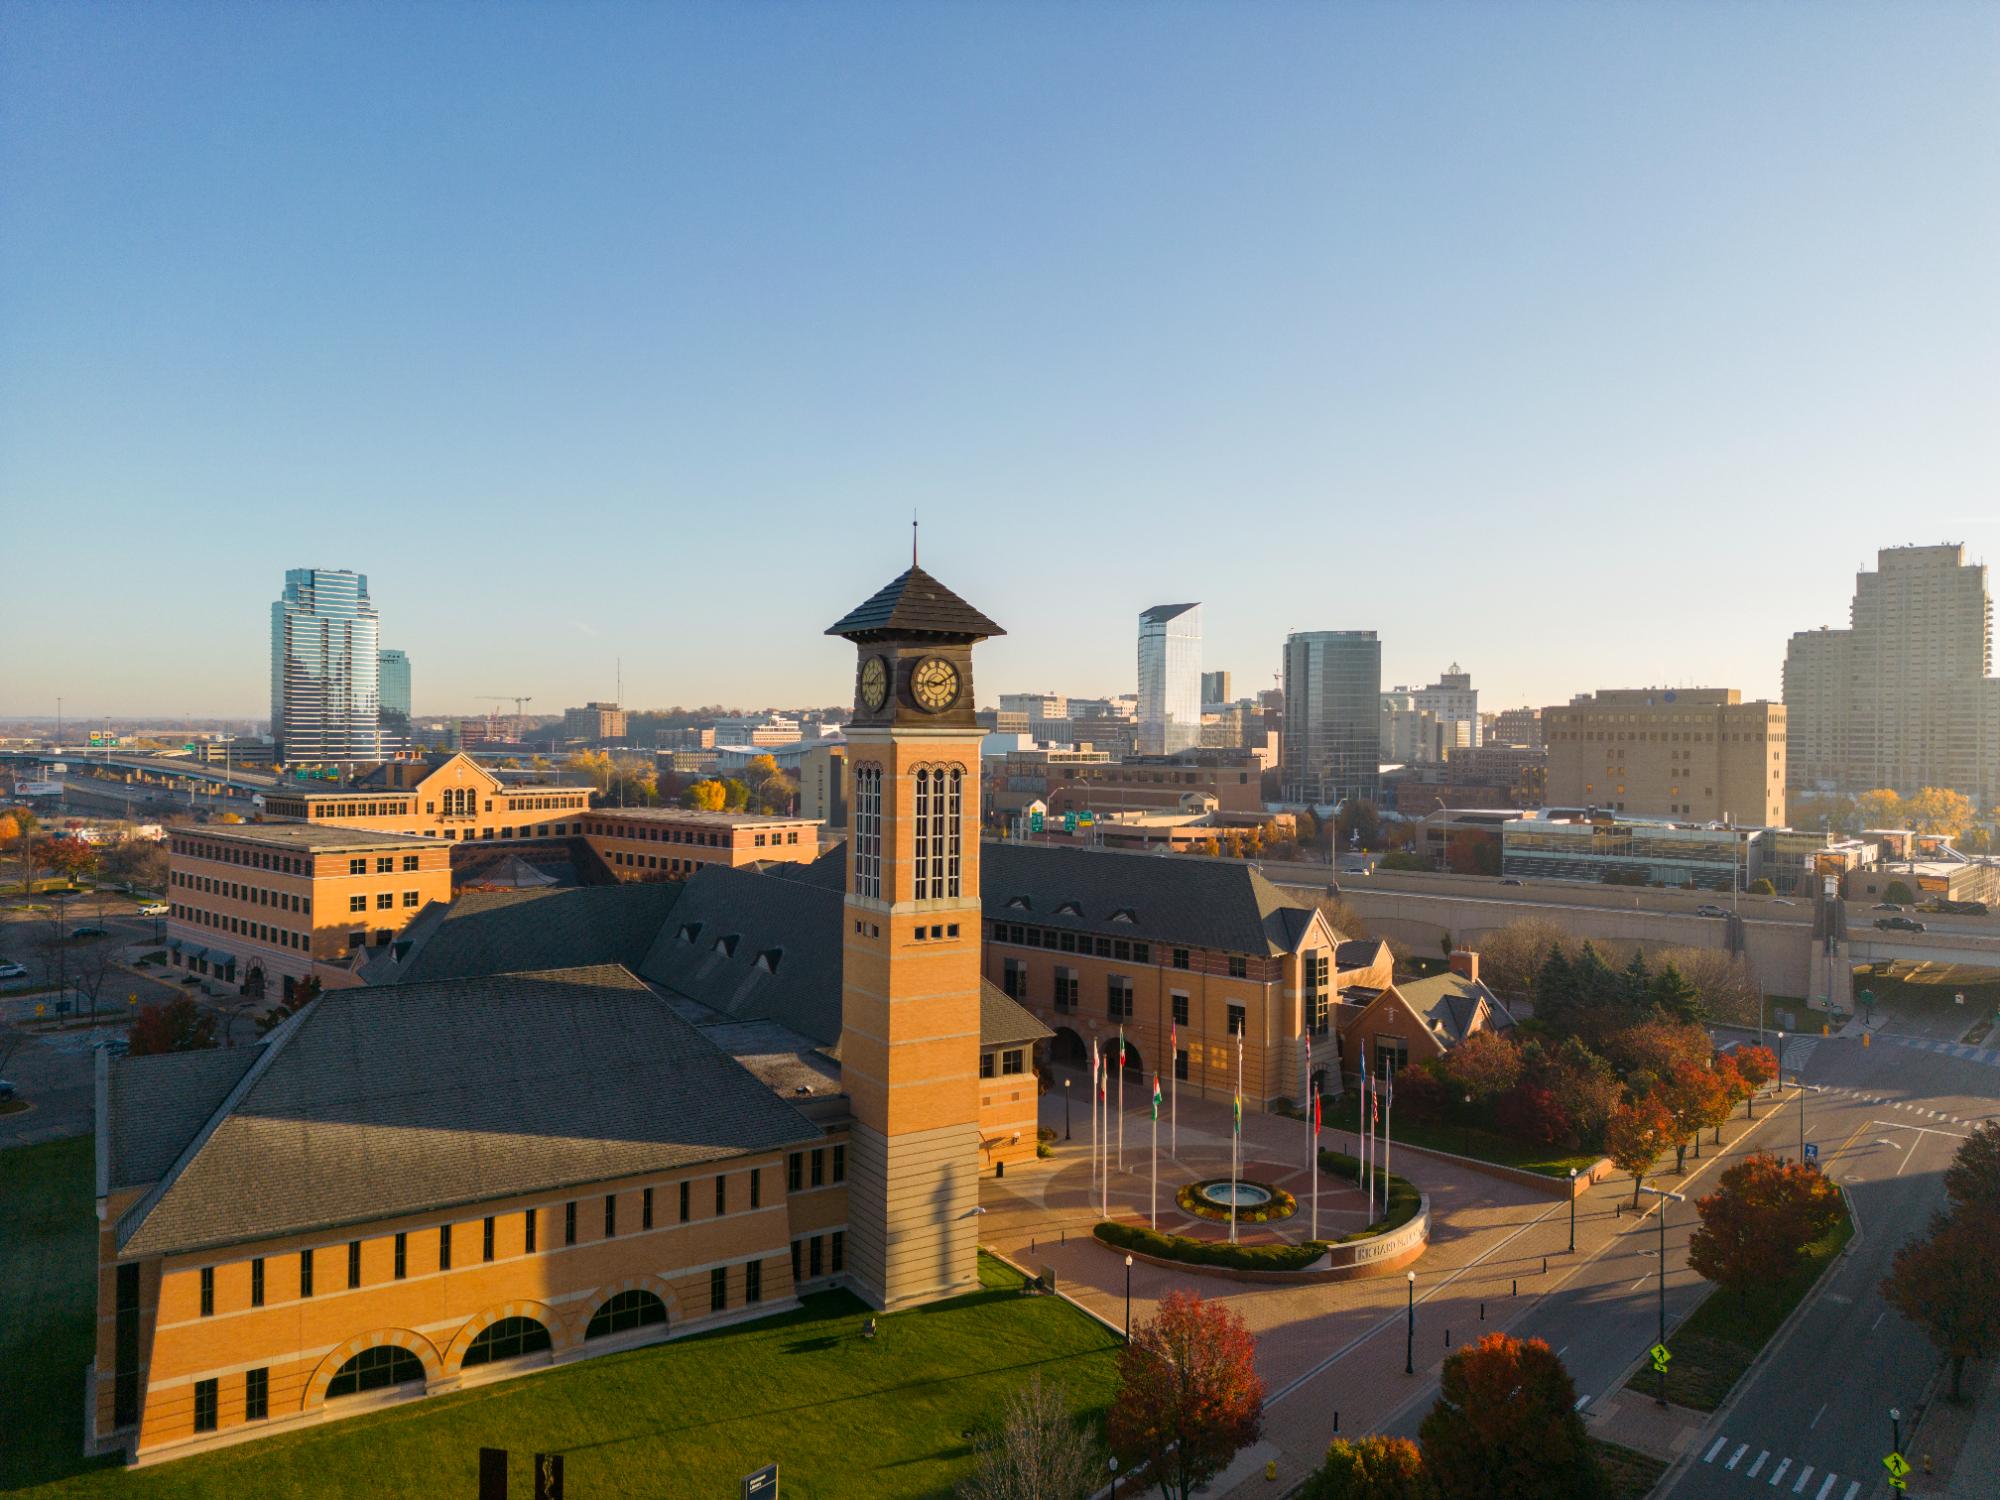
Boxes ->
[1063,812,1077,833]
[1029,810,1044,834]
[1884,1451,1910,1489]
[1803,1142,1819,1163]
[1649,1342,1671,1373]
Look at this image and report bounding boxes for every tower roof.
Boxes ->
[826,566,1005,643]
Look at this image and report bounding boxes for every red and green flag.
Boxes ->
[1151,1073,1162,1120]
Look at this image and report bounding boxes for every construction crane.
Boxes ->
[474,695,534,742]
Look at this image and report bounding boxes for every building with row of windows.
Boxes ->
[1544,687,1786,826]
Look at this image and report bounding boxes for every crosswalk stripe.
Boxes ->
[1814,1474,1836,1500]
[1770,1457,1791,1485]
[1728,1444,1749,1470]
[1793,1465,1814,1492]
[1705,1436,1728,1462]
[1842,1481,1859,1500]
[1748,1451,1769,1478]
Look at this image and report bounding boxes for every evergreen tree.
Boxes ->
[1620,951,1652,1013]
[1649,961,1704,1025]
[1533,944,1578,1032]
[1572,942,1619,1014]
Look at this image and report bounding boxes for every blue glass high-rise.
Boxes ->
[270,568,385,764]
[1137,603,1202,755]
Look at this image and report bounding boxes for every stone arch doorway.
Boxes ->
[1049,1026,1087,1068]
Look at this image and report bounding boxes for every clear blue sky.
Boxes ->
[3,2,1995,720]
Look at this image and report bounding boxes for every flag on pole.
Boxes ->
[1151,1073,1162,1120]
[1232,1090,1242,1134]
[1313,1089,1322,1135]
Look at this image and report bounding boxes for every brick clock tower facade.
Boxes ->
[827,566,1004,1310]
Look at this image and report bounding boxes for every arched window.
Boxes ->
[326,1344,425,1399]
[912,764,964,901]
[462,1316,553,1367]
[585,1289,666,1340]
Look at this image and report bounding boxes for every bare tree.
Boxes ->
[1474,916,1571,1007]
[1653,946,1761,1028]
[958,1376,1102,1500]
[71,936,123,1029]
[1314,895,1368,942]
[0,1020,26,1078]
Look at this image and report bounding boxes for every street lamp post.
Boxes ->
[1405,1271,1416,1375]
[1124,1255,1133,1343]
[1064,1078,1072,1141]
[1462,1094,1473,1156]
[1568,1167,1579,1253]
[1638,1185,1686,1407]
[1891,1406,1902,1457]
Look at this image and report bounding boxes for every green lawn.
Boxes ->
[1623,1206,1855,1412]
[2,1137,1120,1500]
[1323,1092,1602,1178]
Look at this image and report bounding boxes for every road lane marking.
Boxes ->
[1748,1450,1769,1478]
[1573,1394,1589,1411]
[1872,1311,1886,1330]
[1728,1444,1748,1470]
[1630,1275,1652,1291]
[1810,1401,1827,1428]
[1770,1457,1791,1485]
[1705,1436,1728,1462]
[1793,1466,1813,1492]
[1841,1482,1859,1500]
[1814,1476,1836,1500]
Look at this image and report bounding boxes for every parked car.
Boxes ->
[1500,877,1523,886]
[70,925,110,939]
[1694,904,1730,918]
[93,1037,130,1057]
[0,961,28,981]
[1873,902,1904,912]
[137,902,169,917]
[1875,916,1927,932]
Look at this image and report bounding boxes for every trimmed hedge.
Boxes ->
[1095,1220,1328,1273]
[1317,1150,1423,1242]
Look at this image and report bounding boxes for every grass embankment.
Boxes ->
[1322,1092,1601,1179]
[1622,1206,1855,1412]
[1593,1439,1669,1500]
[1,1136,1120,1500]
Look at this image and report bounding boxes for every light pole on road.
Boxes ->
[1638,1184,1686,1406]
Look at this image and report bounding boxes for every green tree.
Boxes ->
[1648,961,1704,1026]
[1619,950,1652,1012]
[1302,1436,1431,1500]
[1533,944,1580,1032]
[1882,880,1915,906]
[721,777,751,812]
[1746,878,1776,895]
[1418,1333,1605,1500]
[1943,1121,2000,1212]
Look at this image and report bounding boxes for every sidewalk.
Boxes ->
[1904,1357,1996,1497]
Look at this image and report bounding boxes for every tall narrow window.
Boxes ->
[114,1263,140,1428]
[394,1232,407,1279]
[643,1186,654,1229]
[565,1201,577,1246]
[348,1240,361,1288]
[524,1208,538,1254]
[680,1180,690,1222]
[945,766,963,896]
[245,1367,269,1422]
[604,1194,617,1238]
[250,1257,264,1308]
[914,767,933,897]
[193,1378,218,1433]
[199,1266,214,1317]
[483,1216,496,1262]
[853,766,882,899]
[439,1224,452,1271]
[715,1174,727,1214]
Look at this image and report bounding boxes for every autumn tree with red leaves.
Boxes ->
[1882,1203,2000,1400]
[1942,1120,2000,1211]
[1656,1060,1731,1170]
[1107,1290,1264,1500]
[1418,1333,1606,1500]
[1606,1097,1674,1208]
[1708,1052,1748,1140]
[1687,1152,1843,1302]
[1732,1044,1777,1118]
[127,996,218,1057]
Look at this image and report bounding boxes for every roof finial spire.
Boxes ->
[912,508,919,569]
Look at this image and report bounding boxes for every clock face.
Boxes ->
[910,656,961,713]
[859,655,889,712]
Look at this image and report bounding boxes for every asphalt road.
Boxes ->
[1659,1028,1999,1500]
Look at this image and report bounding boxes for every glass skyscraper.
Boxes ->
[377,648,412,751]
[1281,630,1381,806]
[270,568,385,763]
[1137,603,1202,755]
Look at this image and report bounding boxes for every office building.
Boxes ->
[1500,814,1762,891]
[261,751,592,846]
[1137,604,1202,756]
[583,808,819,879]
[1544,688,1785,826]
[563,702,629,743]
[1413,664,1480,752]
[998,692,1068,720]
[377,650,411,750]
[1200,670,1232,705]
[1280,630,1381,806]
[270,569,385,764]
[1783,543,2000,806]
[1489,706,1544,749]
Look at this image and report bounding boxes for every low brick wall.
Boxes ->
[1373,1140,1614,1199]
[1093,1196,1430,1284]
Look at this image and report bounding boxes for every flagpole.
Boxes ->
[1230,1034,1242,1245]
[1117,1023,1125,1173]
[1305,1028,1315,1239]
[1150,1074,1159,1230]
[1384,1069,1394,1192]
[1098,1041,1108,1219]
[1169,1021,1178,1159]
[1089,1040,1099,1214]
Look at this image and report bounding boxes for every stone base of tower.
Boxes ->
[844,1119,981,1311]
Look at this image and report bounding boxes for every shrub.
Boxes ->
[1883,880,1915,905]
[1096,1221,1327,1273]
[1747,878,1776,895]
[1495,1082,1572,1146]
[1317,1150,1423,1240]
[1036,1140,1054,1159]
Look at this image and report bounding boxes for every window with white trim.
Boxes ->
[853,765,882,899]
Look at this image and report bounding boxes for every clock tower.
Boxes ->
[827,564,1003,1310]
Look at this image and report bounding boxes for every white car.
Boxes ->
[0,961,28,981]
[137,903,169,917]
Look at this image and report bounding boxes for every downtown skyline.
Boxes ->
[3,2,1996,717]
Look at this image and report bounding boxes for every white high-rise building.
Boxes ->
[1783,543,2000,806]
[1413,664,1480,752]
[1136,603,1202,755]
[270,568,385,764]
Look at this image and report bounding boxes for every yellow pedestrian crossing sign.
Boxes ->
[1884,1452,1910,1480]
[1649,1343,1671,1372]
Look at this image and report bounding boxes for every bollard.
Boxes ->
[1512,1278,1518,1296]
[1479,1303,1485,1321]
[1542,1256,1548,1275]
[1061,1229,1065,1246]
[1265,1459,1277,1482]
[1445,1329,1451,1347]
[1333,1410,1339,1433]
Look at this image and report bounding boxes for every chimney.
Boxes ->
[1448,949,1479,984]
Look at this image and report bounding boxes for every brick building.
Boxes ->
[580,808,819,880]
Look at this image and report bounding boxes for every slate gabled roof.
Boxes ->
[1397,972,1516,1046]
[981,985,1055,1049]
[112,966,818,1258]
[391,883,684,985]
[825,566,1006,641]
[106,1047,260,1192]
[982,842,1320,956]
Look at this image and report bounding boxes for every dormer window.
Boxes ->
[1006,896,1032,911]
[1110,908,1136,924]
[1056,901,1082,917]
[755,948,782,974]
[677,923,703,946]
[715,935,739,957]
